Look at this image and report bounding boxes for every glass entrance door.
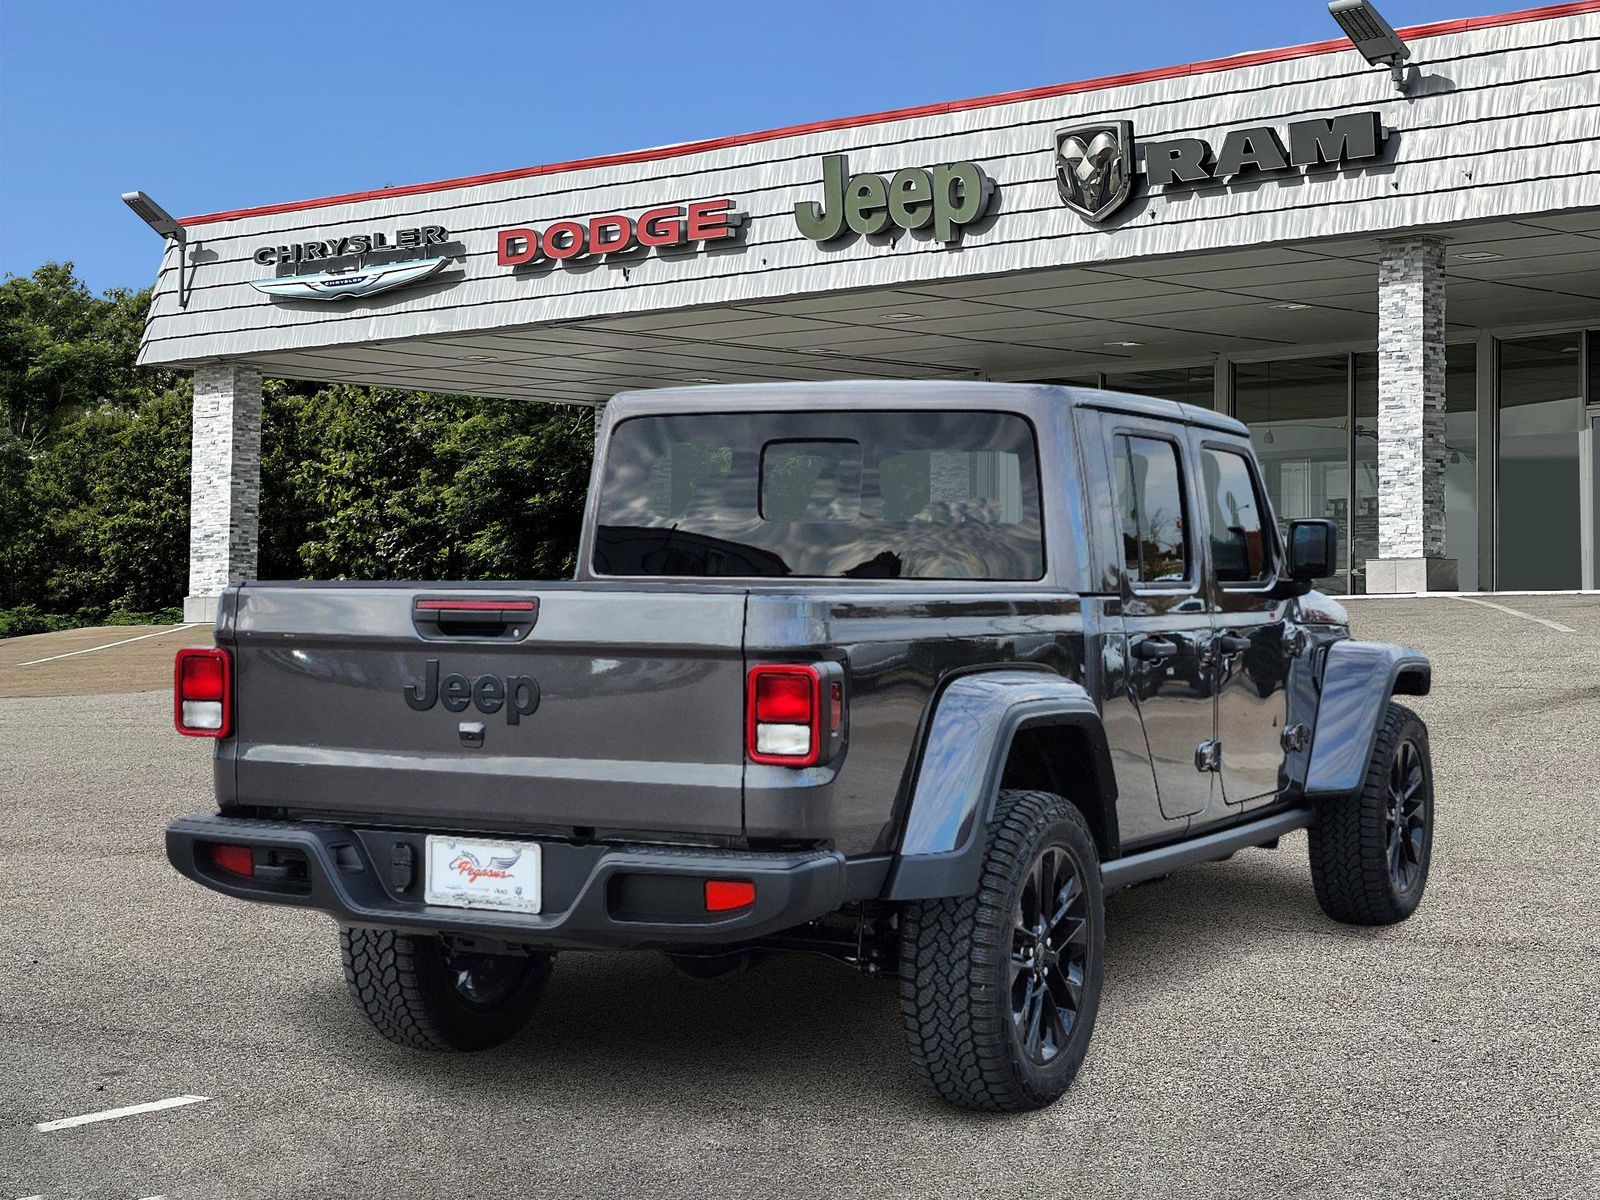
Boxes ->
[1497,336,1585,590]
[1587,413,1600,590]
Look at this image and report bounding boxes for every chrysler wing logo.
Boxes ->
[250,255,449,301]
[1055,121,1135,222]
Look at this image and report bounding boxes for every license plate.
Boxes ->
[424,836,542,914]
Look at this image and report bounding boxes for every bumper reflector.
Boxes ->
[704,879,756,912]
[211,843,253,877]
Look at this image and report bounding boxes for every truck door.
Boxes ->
[1193,438,1294,816]
[1108,424,1217,824]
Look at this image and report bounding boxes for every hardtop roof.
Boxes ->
[606,380,1250,437]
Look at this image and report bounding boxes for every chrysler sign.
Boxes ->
[252,226,449,265]
[250,225,454,301]
[1055,111,1389,222]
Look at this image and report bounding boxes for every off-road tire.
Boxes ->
[340,927,552,1051]
[898,789,1105,1113]
[663,949,766,982]
[1308,701,1434,925]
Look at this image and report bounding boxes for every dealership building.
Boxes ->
[133,2,1600,619]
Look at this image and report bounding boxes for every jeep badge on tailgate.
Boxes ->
[403,659,540,724]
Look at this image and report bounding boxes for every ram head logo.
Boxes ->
[1055,121,1135,222]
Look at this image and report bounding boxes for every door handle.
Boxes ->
[1218,634,1252,653]
[1132,637,1179,661]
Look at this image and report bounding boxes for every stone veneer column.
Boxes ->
[1366,237,1456,593]
[184,363,263,623]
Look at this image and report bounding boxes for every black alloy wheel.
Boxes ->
[1010,845,1090,1065]
[899,789,1105,1112]
[1385,737,1429,893]
[1308,701,1434,926]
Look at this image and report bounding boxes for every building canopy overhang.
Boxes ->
[135,2,1600,403]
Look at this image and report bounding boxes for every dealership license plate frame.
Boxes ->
[423,835,543,915]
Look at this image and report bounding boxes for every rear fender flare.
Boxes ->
[884,671,1111,901]
[1304,639,1431,798]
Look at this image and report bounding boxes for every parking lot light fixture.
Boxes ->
[122,190,183,241]
[122,191,191,307]
[1329,0,1414,91]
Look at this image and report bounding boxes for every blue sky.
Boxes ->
[0,0,1526,294]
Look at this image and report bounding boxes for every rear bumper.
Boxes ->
[166,814,882,950]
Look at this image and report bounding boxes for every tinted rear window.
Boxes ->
[593,411,1044,579]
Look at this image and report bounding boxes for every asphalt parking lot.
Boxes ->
[2,597,1597,1200]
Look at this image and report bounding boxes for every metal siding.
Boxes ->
[140,16,1600,367]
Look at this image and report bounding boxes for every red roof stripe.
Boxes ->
[178,1,1600,227]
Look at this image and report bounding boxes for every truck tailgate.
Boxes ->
[221,583,749,839]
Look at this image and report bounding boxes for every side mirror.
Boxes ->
[1286,518,1337,583]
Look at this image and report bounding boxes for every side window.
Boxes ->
[1112,434,1190,585]
[1201,446,1273,583]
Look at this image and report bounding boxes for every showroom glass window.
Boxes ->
[1104,366,1215,408]
[1235,356,1348,592]
[1443,346,1480,591]
[1497,335,1584,590]
[1029,375,1101,389]
[1591,331,1600,589]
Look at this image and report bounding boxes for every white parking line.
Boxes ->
[33,1094,209,1133]
[17,625,199,667]
[1445,594,1575,633]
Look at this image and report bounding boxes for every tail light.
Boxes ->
[746,664,822,766]
[175,647,232,737]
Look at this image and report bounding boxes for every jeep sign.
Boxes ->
[794,154,994,244]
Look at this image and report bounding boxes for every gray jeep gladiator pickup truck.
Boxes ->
[167,381,1434,1112]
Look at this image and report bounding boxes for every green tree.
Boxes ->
[289,386,593,581]
[0,428,41,606]
[448,403,596,579]
[24,388,191,612]
[258,380,325,582]
[0,262,179,449]
[1,263,598,631]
